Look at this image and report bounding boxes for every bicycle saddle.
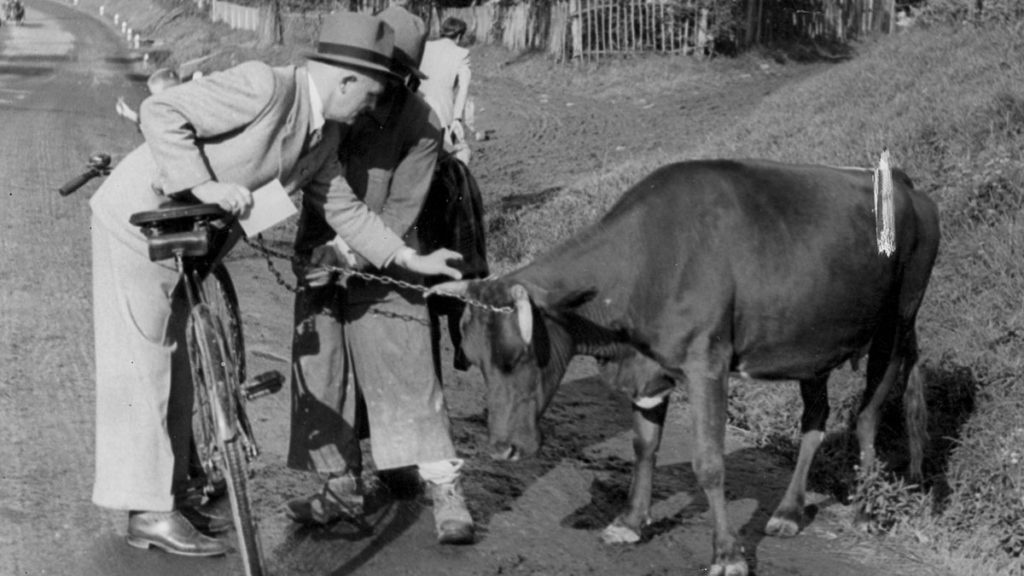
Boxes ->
[129,201,225,228]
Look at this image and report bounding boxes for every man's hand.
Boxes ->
[192,181,253,215]
[304,241,350,288]
[450,118,466,145]
[395,248,464,280]
[115,97,139,124]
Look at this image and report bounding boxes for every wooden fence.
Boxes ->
[430,0,710,61]
[211,0,263,31]
[213,0,898,62]
[750,0,899,45]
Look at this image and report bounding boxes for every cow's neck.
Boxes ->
[521,275,637,363]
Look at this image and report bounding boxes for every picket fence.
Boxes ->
[211,0,898,61]
[210,0,264,32]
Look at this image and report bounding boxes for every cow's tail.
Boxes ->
[902,331,928,483]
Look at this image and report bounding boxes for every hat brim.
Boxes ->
[305,52,403,81]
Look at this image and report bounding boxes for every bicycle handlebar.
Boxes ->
[58,153,112,196]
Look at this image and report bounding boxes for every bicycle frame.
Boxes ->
[158,216,272,576]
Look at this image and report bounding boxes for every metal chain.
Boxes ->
[243,235,513,314]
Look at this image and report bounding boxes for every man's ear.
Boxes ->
[337,74,358,94]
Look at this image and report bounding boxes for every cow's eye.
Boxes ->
[496,341,529,373]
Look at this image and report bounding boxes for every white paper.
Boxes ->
[239,179,297,238]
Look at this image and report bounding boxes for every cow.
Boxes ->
[431,158,940,576]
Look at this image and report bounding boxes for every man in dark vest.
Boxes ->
[284,5,475,545]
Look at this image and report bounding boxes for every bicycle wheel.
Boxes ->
[187,305,266,576]
[204,265,260,455]
[191,265,260,490]
[205,263,245,382]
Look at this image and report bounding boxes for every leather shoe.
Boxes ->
[127,510,229,557]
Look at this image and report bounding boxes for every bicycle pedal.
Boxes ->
[242,370,284,400]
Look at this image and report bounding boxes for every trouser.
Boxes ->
[91,216,193,511]
[287,283,458,476]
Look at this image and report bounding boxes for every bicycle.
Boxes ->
[60,154,283,576]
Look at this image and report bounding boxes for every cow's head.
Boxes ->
[433,279,592,461]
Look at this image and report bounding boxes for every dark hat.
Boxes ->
[306,12,400,80]
[377,6,428,80]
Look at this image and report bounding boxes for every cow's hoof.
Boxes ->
[765,514,800,538]
[600,519,642,545]
[709,559,749,576]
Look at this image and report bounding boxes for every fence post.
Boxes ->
[570,0,580,58]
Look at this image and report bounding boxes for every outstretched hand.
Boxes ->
[400,248,464,280]
[115,97,139,124]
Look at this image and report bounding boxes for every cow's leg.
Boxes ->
[601,398,669,544]
[688,366,747,576]
[766,375,829,537]
[853,326,901,529]
[855,324,927,530]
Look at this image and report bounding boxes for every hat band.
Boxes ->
[316,41,392,69]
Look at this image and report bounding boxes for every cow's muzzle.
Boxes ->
[489,441,521,462]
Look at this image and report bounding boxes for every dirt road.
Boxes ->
[1,2,951,575]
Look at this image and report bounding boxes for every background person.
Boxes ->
[284,4,474,545]
[419,16,472,164]
[89,12,462,558]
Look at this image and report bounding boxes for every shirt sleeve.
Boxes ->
[139,61,276,195]
[303,133,407,269]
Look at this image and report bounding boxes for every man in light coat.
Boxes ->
[285,5,474,545]
[89,12,462,558]
[419,17,472,163]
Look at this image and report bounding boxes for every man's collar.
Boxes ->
[307,72,325,133]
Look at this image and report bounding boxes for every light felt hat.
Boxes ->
[377,6,428,80]
[306,12,401,80]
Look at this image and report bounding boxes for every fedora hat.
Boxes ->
[377,6,428,80]
[306,12,400,80]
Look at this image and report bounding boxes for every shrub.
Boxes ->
[920,0,1024,25]
[851,459,930,534]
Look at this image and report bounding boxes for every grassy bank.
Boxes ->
[493,19,1024,576]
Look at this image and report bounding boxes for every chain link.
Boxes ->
[243,235,513,314]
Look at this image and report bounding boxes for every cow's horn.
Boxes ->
[510,284,533,345]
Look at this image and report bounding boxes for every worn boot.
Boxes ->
[428,479,474,545]
[284,473,365,526]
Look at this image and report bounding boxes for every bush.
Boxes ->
[852,459,930,534]
[920,0,1024,25]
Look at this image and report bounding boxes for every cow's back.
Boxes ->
[516,159,939,380]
